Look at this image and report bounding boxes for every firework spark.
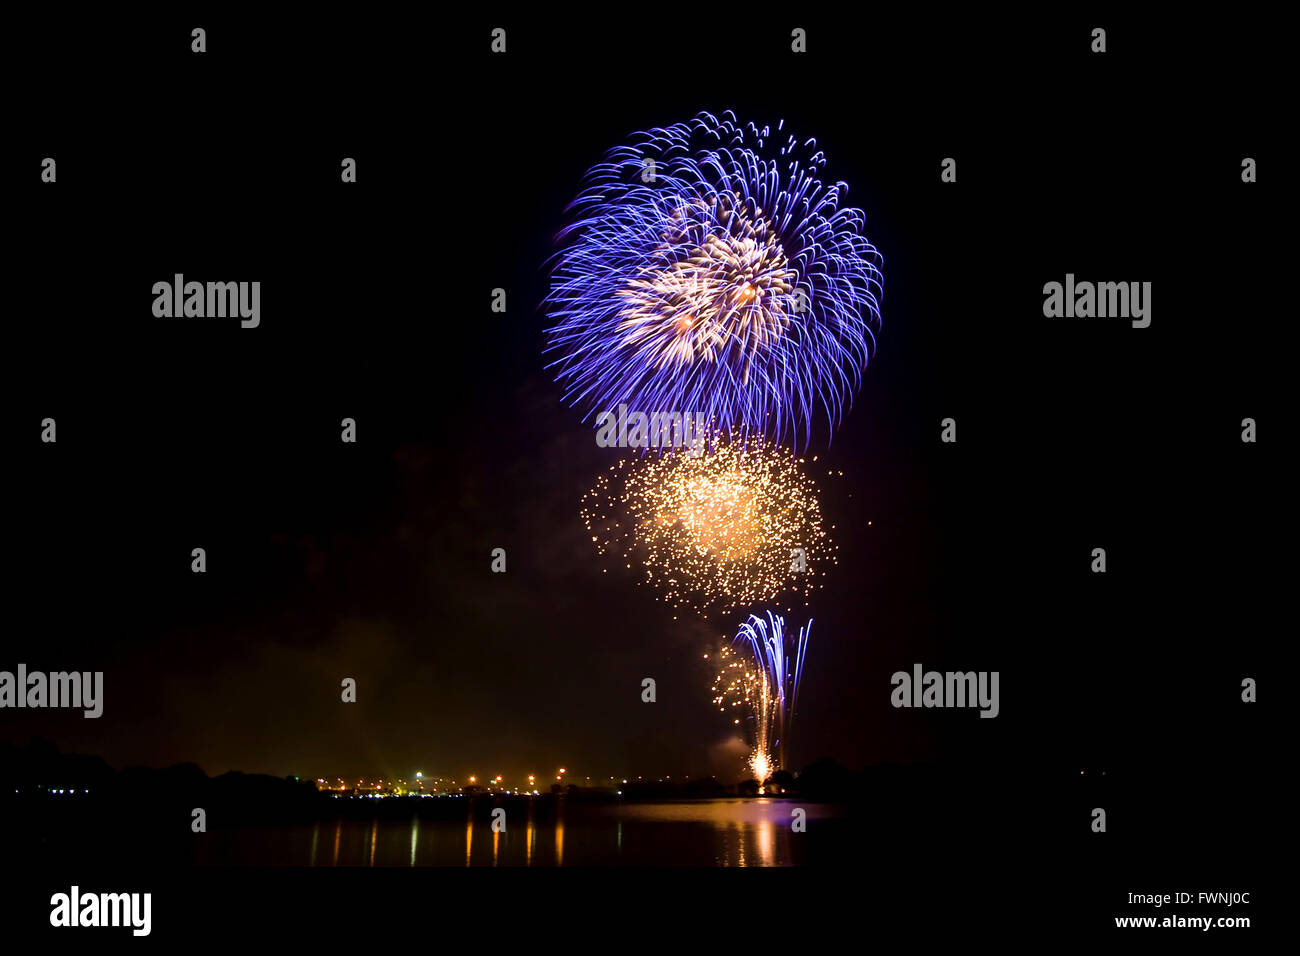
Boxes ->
[581,438,836,617]
[711,612,812,778]
[546,110,884,451]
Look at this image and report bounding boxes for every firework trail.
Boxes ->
[710,612,812,779]
[581,437,836,618]
[546,110,884,451]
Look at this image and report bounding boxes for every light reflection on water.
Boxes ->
[526,802,535,867]
[196,798,848,867]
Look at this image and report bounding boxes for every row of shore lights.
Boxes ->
[465,769,564,788]
[315,769,653,793]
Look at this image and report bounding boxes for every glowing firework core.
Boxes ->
[615,200,797,377]
[672,472,761,562]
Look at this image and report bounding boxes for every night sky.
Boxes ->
[7,13,1276,791]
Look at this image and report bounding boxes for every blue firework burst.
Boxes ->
[545,110,884,450]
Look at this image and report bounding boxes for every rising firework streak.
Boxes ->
[711,612,812,779]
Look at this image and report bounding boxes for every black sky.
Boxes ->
[5,12,1277,785]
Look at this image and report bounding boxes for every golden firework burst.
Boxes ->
[581,437,836,617]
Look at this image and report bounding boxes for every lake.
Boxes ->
[192,797,856,866]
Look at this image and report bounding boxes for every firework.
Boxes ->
[581,437,836,617]
[546,110,884,452]
[710,612,812,778]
